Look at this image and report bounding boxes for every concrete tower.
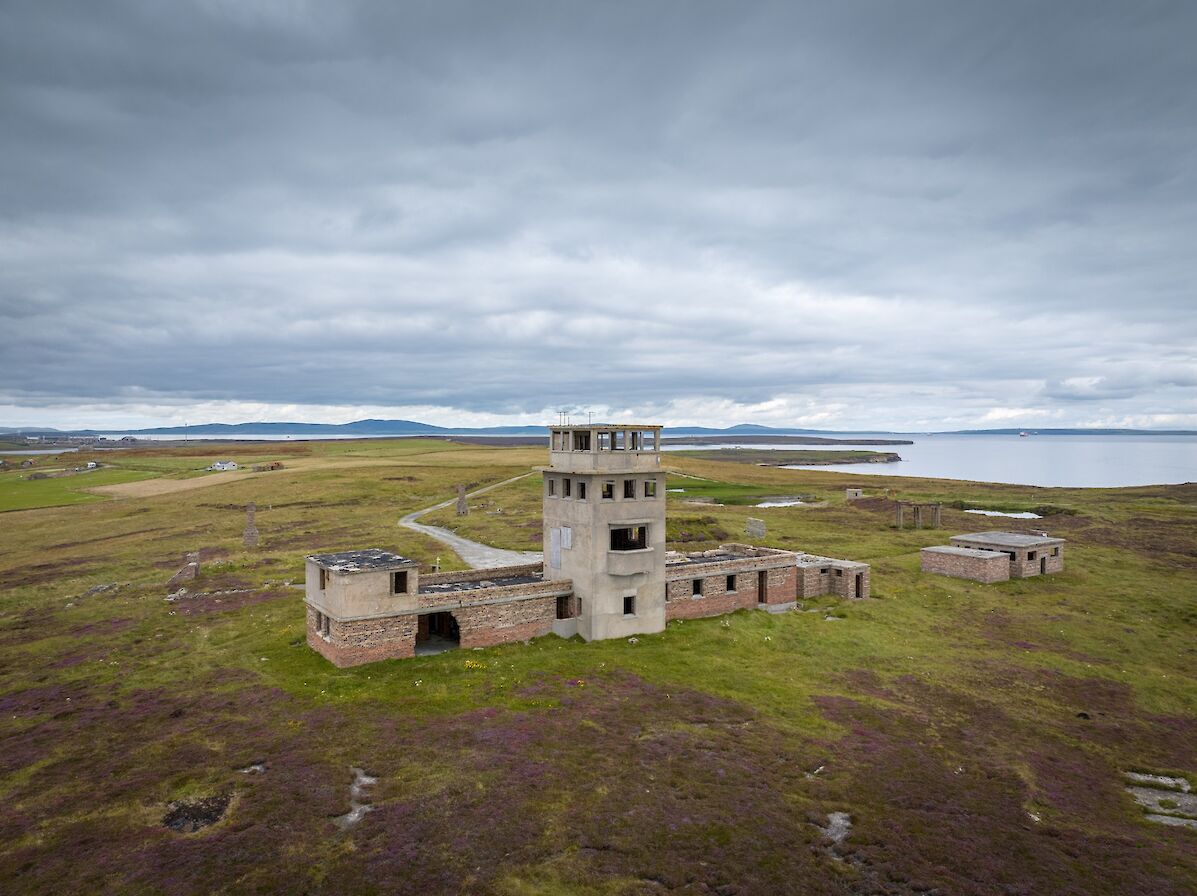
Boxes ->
[542,424,666,641]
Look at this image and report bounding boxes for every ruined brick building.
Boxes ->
[306,424,870,667]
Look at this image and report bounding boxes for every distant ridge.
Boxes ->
[3,420,1195,438]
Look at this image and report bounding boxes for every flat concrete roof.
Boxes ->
[796,554,869,569]
[306,549,417,572]
[419,573,543,594]
[951,531,1064,548]
[922,545,1009,559]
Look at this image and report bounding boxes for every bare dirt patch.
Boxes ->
[162,793,232,833]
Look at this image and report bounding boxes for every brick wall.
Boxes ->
[665,573,758,621]
[306,604,417,667]
[1007,546,1064,578]
[920,548,1010,584]
[829,566,870,599]
[455,595,557,648]
[416,577,569,611]
[797,566,831,597]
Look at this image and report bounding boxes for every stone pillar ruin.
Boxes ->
[455,485,468,516]
[932,504,942,528]
[243,502,259,549]
[895,503,904,527]
[913,504,924,529]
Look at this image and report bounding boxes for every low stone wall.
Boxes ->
[455,595,557,648]
[307,605,417,667]
[920,546,1010,583]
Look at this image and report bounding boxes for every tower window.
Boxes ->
[577,481,587,500]
[644,479,657,498]
[564,478,572,498]
[623,479,635,499]
[319,568,328,590]
[726,574,736,592]
[692,578,702,596]
[602,480,614,499]
[392,571,408,594]
[573,431,591,451]
[547,478,556,497]
[623,595,636,616]
[610,526,647,551]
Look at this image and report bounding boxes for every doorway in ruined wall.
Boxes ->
[757,570,769,604]
[1040,557,1047,575]
[854,574,863,599]
[416,611,460,656]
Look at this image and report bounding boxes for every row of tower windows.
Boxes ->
[546,477,658,500]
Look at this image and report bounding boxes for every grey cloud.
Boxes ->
[1,1,1195,427]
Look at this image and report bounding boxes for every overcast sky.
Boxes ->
[1,1,1195,431]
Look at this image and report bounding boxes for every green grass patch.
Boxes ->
[0,468,158,512]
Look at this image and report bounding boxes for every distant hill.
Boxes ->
[2,419,1193,438]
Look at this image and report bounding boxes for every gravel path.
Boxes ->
[399,472,543,569]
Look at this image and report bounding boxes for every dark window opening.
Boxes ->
[623,595,635,616]
[1052,547,1060,557]
[319,568,328,590]
[835,569,843,577]
[564,478,572,498]
[726,574,737,592]
[577,481,587,500]
[547,478,556,496]
[556,594,576,620]
[392,570,408,594]
[573,431,591,451]
[664,584,670,602]
[644,479,657,498]
[692,578,702,596]
[820,567,829,575]
[602,481,614,499]
[610,526,648,551]
[1027,551,1036,561]
[623,479,635,499]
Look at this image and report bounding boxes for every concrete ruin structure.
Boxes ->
[920,531,1065,583]
[305,423,872,667]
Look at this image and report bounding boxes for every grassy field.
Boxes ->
[1,438,1195,894]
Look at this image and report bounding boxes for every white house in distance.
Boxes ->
[209,460,238,471]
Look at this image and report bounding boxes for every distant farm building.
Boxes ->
[252,461,283,472]
[305,423,872,667]
[209,461,238,471]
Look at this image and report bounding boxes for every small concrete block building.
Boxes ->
[920,531,1065,583]
[305,422,873,667]
[920,545,1011,583]
[949,531,1064,578]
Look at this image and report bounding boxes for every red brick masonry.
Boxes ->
[920,545,1010,584]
